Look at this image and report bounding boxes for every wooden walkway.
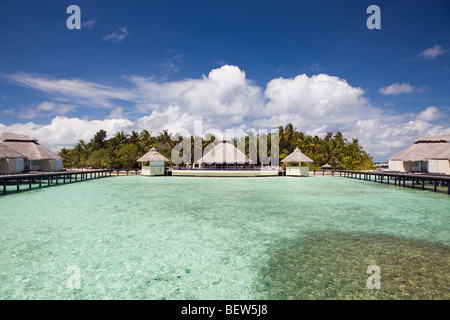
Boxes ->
[0,169,114,195]
[336,170,450,194]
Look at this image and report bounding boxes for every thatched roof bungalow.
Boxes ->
[282,147,313,177]
[387,134,450,174]
[138,147,170,176]
[0,132,63,171]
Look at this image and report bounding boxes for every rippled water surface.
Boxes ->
[0,176,448,299]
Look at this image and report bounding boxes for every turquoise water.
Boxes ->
[0,176,448,299]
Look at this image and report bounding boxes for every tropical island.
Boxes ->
[58,123,375,171]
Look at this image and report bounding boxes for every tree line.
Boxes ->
[58,123,375,170]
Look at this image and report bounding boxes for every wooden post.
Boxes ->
[434,179,437,192]
[3,180,6,193]
[17,179,20,191]
[422,179,425,190]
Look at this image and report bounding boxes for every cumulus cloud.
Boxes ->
[103,27,128,43]
[416,106,447,122]
[419,44,448,60]
[379,83,415,96]
[261,73,378,126]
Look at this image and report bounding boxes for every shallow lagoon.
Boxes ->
[0,176,448,299]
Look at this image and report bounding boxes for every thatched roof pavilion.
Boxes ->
[282,147,313,177]
[196,137,255,166]
[137,147,170,162]
[282,147,313,164]
[322,163,332,169]
[0,143,27,160]
[0,132,62,161]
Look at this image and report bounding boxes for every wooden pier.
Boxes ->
[336,170,450,194]
[0,169,114,195]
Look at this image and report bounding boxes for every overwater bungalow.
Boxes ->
[387,134,450,174]
[172,137,277,177]
[196,136,255,169]
[137,147,170,176]
[282,147,314,177]
[0,143,27,174]
[0,133,63,172]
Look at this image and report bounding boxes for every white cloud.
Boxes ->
[262,73,378,126]
[8,73,135,109]
[82,19,96,28]
[103,27,128,43]
[379,83,415,96]
[416,106,447,122]
[419,44,448,60]
[4,101,75,120]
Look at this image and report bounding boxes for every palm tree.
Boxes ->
[129,130,140,145]
[140,130,153,147]
[283,123,296,152]
[114,130,128,145]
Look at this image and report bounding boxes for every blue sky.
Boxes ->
[0,0,449,161]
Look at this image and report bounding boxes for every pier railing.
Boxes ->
[0,169,114,195]
[334,170,450,194]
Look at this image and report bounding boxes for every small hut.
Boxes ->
[0,143,27,173]
[322,163,332,171]
[0,132,63,171]
[196,137,255,169]
[282,147,313,177]
[137,147,170,176]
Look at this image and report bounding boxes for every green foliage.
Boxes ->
[58,125,375,170]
